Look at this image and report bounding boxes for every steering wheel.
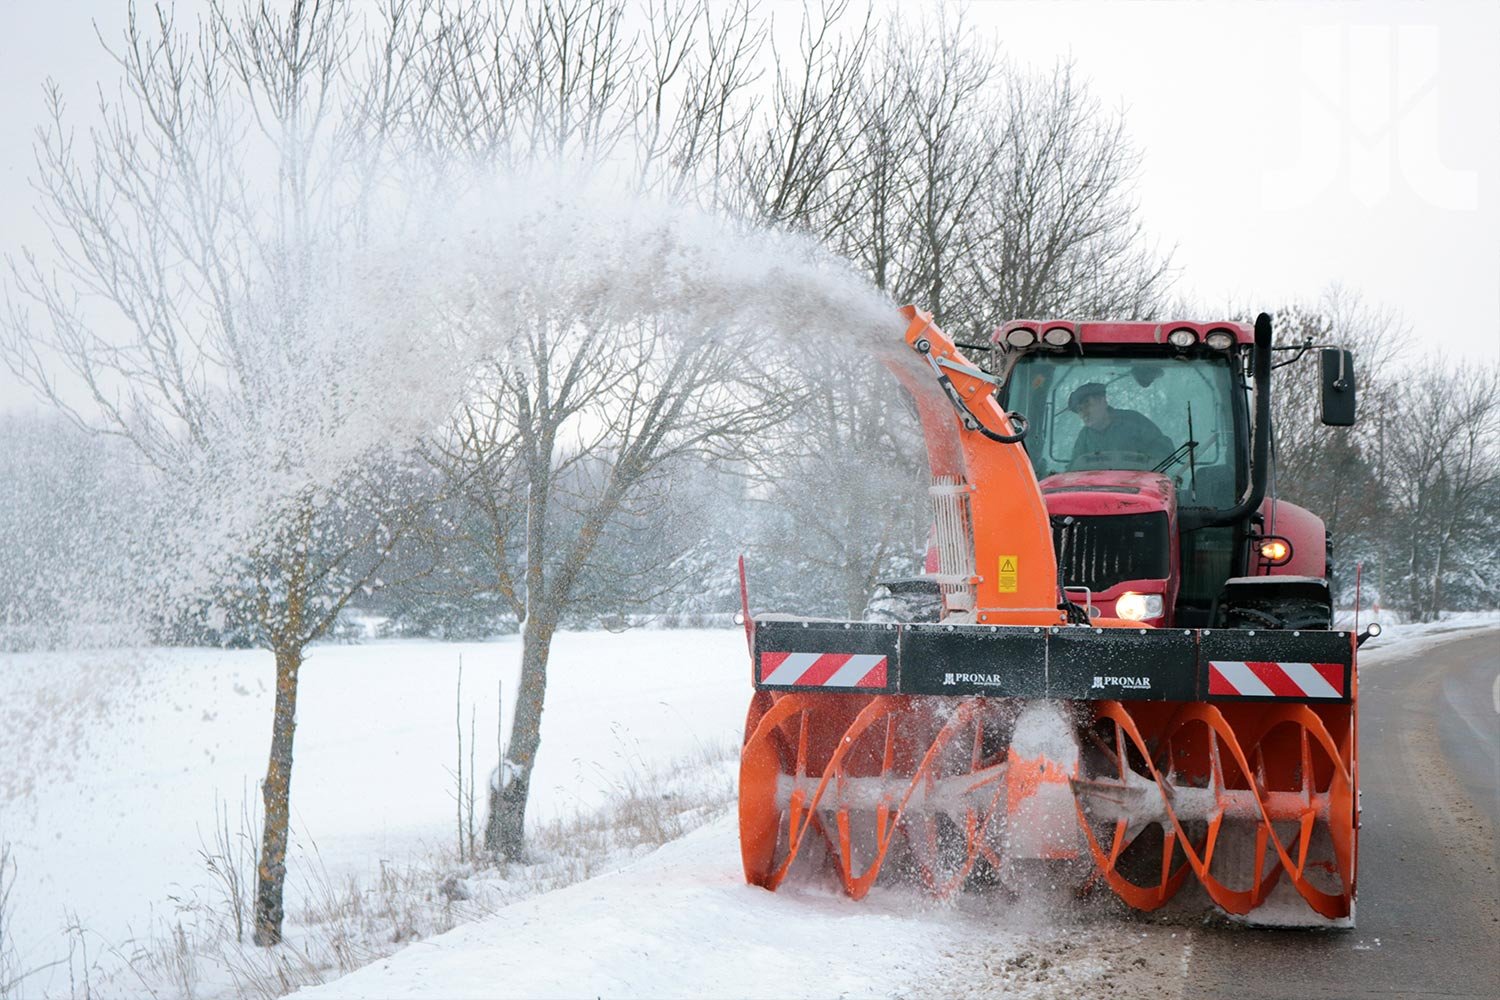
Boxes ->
[1068,450,1152,471]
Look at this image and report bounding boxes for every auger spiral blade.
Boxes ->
[740,691,1357,926]
[739,694,1092,901]
[1073,700,1357,926]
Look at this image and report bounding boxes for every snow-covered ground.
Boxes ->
[3,613,1496,999]
[0,629,751,997]
[291,612,1500,1000]
[292,815,1136,1000]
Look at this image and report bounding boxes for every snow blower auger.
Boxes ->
[738,306,1376,927]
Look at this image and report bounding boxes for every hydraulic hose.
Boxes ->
[913,337,1029,444]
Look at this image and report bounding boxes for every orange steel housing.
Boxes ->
[889,306,1067,627]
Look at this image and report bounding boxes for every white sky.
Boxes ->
[958,0,1500,363]
[1,0,1496,417]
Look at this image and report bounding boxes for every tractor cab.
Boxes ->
[995,320,1354,628]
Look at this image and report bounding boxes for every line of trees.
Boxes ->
[1266,290,1500,620]
[1,0,1494,950]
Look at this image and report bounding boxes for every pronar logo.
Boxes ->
[1092,675,1151,690]
[944,672,1006,686]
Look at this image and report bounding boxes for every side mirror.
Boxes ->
[1320,348,1356,426]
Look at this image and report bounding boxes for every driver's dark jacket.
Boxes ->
[1071,407,1172,465]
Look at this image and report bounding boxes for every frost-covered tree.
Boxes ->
[747,355,929,620]
[1,0,447,945]
[1383,362,1500,620]
[0,414,149,650]
[1243,290,1500,616]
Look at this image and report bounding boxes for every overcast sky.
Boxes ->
[960,0,1499,364]
[1,0,1496,418]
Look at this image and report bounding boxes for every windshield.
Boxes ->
[1004,353,1242,509]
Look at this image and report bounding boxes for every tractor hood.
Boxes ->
[1039,470,1176,517]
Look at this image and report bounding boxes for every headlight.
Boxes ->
[1258,537,1293,565]
[1167,328,1198,348]
[1005,327,1037,348]
[1205,329,1236,350]
[1042,326,1074,346]
[1116,592,1164,621]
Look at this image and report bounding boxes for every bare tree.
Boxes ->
[971,61,1171,324]
[1384,362,1500,620]
[734,0,872,229]
[425,283,798,857]
[634,0,767,207]
[1,1,439,945]
[398,0,799,861]
[861,8,1000,325]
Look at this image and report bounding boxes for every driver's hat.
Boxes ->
[1067,382,1106,412]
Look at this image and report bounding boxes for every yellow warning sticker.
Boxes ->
[997,555,1019,593]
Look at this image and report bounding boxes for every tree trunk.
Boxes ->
[484,614,555,860]
[1429,528,1451,622]
[253,642,302,946]
[1406,531,1424,623]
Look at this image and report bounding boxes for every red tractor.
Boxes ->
[739,307,1374,926]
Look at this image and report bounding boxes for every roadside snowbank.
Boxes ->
[291,814,1131,1000]
[1349,610,1500,665]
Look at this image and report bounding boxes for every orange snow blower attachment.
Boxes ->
[738,307,1361,926]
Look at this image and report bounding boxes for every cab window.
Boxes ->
[1005,353,1241,509]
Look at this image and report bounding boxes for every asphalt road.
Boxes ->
[898,626,1499,1000]
[1157,627,1500,1000]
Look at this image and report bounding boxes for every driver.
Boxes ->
[1067,382,1173,468]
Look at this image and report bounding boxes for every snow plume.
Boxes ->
[8,165,898,649]
[421,167,900,353]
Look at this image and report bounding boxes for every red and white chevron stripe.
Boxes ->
[758,652,888,689]
[1208,660,1345,699]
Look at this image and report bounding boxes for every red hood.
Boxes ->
[1039,470,1176,516]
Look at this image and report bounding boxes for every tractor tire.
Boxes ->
[1224,597,1333,631]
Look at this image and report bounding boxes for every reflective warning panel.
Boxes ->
[1197,629,1354,704]
[753,620,899,692]
[750,619,1357,705]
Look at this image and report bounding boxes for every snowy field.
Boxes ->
[0,629,751,997]
[3,613,1496,999]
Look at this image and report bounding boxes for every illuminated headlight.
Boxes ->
[1258,537,1293,565]
[1205,329,1236,350]
[1042,326,1074,346]
[1116,592,1164,621]
[1005,327,1037,348]
[1167,328,1198,348]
